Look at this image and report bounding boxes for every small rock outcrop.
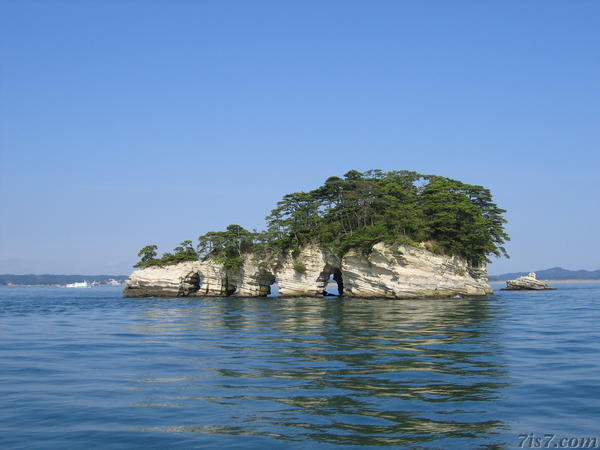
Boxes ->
[501,272,555,290]
[123,243,492,299]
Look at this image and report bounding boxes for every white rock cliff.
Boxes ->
[123,243,492,299]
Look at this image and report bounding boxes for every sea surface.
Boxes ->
[1,284,599,449]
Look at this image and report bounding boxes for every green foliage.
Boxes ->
[133,241,198,268]
[134,245,159,268]
[197,224,259,271]
[157,240,199,265]
[264,169,509,265]
[134,170,510,269]
[293,263,307,274]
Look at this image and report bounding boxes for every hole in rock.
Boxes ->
[258,271,278,298]
[267,280,280,298]
[225,284,237,296]
[189,272,201,289]
[179,272,201,296]
[323,269,343,297]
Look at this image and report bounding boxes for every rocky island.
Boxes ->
[501,272,555,291]
[124,170,509,299]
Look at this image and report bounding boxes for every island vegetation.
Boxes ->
[134,170,509,269]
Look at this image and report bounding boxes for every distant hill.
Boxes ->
[0,274,128,286]
[489,267,600,281]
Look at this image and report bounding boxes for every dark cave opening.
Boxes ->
[259,272,278,298]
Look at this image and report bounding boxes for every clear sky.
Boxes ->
[1,1,598,275]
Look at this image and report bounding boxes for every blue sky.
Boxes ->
[1,1,598,275]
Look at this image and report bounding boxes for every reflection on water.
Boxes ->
[3,285,600,448]
[132,296,509,447]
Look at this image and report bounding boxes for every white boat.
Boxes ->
[65,281,91,288]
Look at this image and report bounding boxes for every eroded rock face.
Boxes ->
[275,245,340,296]
[341,243,491,298]
[123,262,201,297]
[501,272,555,291]
[123,243,492,298]
[123,260,228,297]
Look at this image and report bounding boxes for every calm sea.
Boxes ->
[1,284,599,449]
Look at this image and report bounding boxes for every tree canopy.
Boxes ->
[134,170,509,268]
[133,241,198,268]
[197,224,258,270]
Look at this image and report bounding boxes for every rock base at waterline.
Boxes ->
[123,243,493,299]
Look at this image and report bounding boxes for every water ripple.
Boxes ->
[1,284,599,448]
